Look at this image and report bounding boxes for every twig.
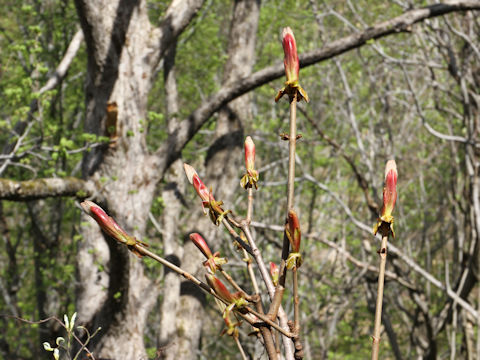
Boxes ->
[293,267,300,333]
[235,335,248,360]
[371,232,389,360]
[132,244,294,338]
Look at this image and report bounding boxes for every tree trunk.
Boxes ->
[164,1,260,358]
[73,0,203,358]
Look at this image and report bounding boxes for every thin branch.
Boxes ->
[157,1,480,177]
[253,171,480,320]
[371,234,389,360]
[0,178,95,201]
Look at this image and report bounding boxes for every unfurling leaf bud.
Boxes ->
[190,233,213,259]
[190,233,227,273]
[286,209,301,253]
[183,163,210,202]
[206,274,247,310]
[285,209,303,269]
[221,309,241,338]
[373,159,398,237]
[270,262,279,286]
[80,201,147,255]
[81,201,135,245]
[206,274,235,303]
[282,27,299,84]
[184,163,231,225]
[275,27,309,103]
[241,136,259,189]
[245,136,256,172]
[382,160,397,219]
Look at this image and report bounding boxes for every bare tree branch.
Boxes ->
[158,0,480,175]
[0,178,95,201]
[39,29,84,94]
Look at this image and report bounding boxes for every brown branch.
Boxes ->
[0,177,95,201]
[157,1,480,176]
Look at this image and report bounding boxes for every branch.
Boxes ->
[0,177,95,201]
[250,221,415,290]
[157,0,480,175]
[301,173,479,318]
[150,0,205,68]
[39,29,84,94]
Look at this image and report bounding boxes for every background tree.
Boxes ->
[1,0,480,359]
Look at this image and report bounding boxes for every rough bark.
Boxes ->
[73,0,204,358]
[158,42,188,357]
[164,1,260,358]
[0,177,95,201]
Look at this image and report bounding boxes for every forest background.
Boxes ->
[1,0,480,359]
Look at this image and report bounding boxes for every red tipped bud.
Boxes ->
[81,201,135,245]
[245,136,256,171]
[286,209,301,253]
[184,163,230,225]
[373,160,398,237]
[184,163,210,202]
[206,274,246,308]
[270,262,279,286]
[382,160,397,219]
[282,27,299,84]
[206,274,235,303]
[189,233,213,259]
[285,210,303,269]
[275,27,309,102]
[241,136,259,189]
[190,233,227,273]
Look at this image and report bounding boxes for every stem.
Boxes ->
[239,223,295,360]
[133,244,294,337]
[245,187,260,294]
[244,249,260,294]
[287,95,297,211]
[293,267,299,333]
[247,187,254,223]
[243,186,277,359]
[371,233,389,360]
[277,96,298,291]
[245,306,293,337]
[235,336,248,360]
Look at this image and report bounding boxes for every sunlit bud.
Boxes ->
[245,136,256,171]
[241,136,259,189]
[190,233,227,273]
[270,262,279,286]
[275,27,309,102]
[190,233,213,259]
[381,160,397,219]
[80,201,136,246]
[282,27,299,84]
[206,274,235,303]
[286,209,301,253]
[184,163,210,202]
